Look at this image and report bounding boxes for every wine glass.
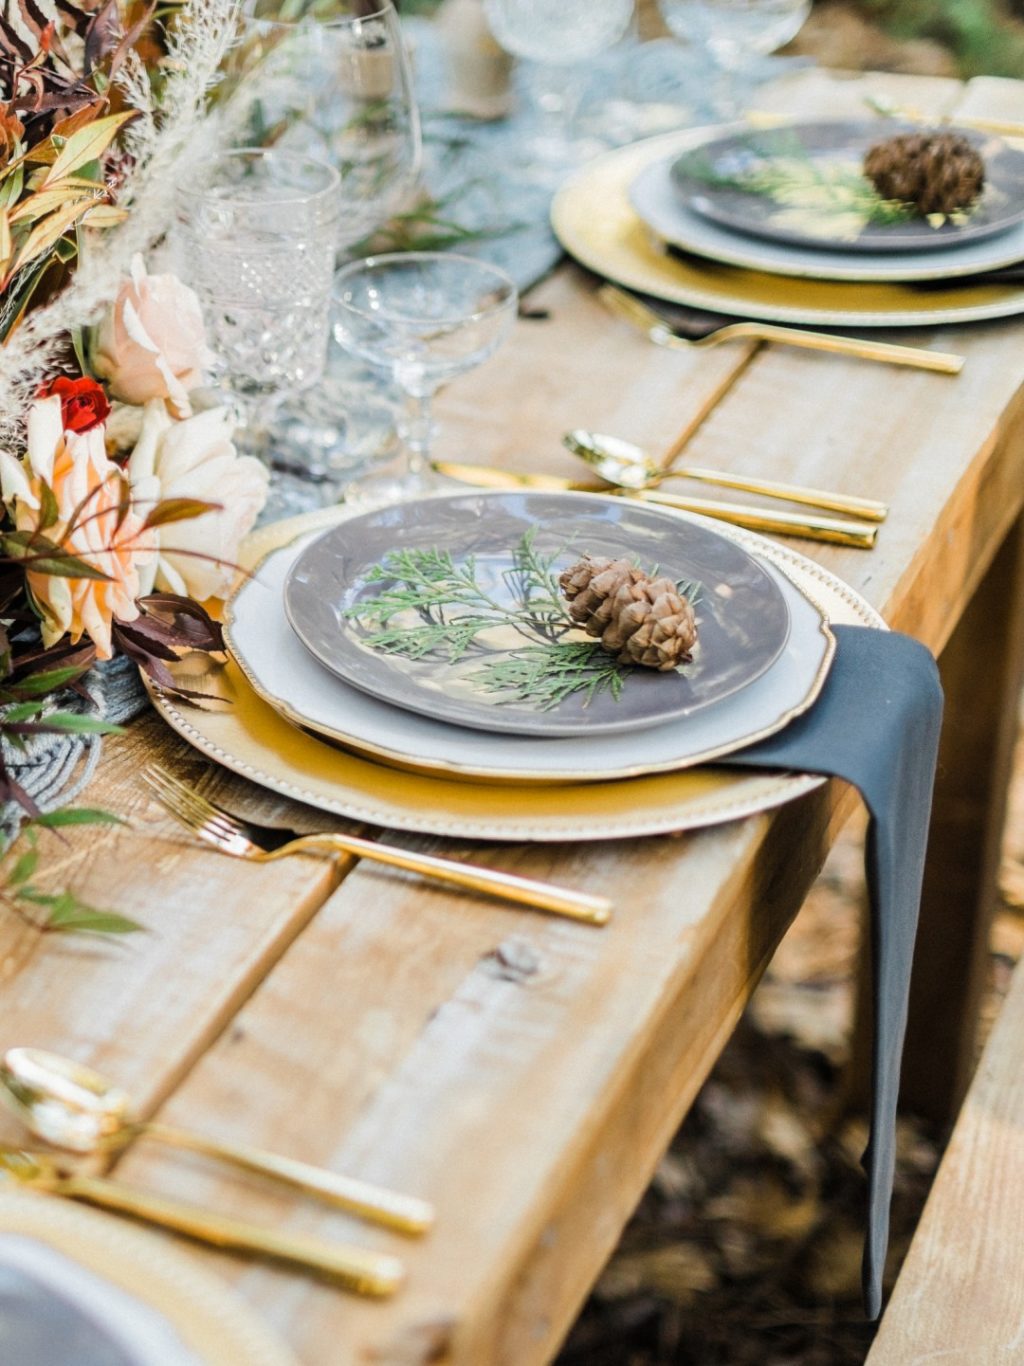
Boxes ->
[172,148,341,516]
[657,0,810,116]
[227,0,421,254]
[483,0,634,173]
[332,252,518,507]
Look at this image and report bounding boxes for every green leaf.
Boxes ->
[1,701,46,722]
[30,713,124,736]
[37,481,60,533]
[7,848,38,887]
[15,887,59,905]
[32,807,125,829]
[21,556,111,582]
[46,905,143,936]
[0,532,111,581]
[12,666,86,697]
[70,327,88,375]
[0,164,24,209]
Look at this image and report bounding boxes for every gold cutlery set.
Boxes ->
[435,423,890,550]
[0,1047,424,1296]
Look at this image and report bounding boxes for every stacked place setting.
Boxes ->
[153,488,884,844]
[551,112,1024,330]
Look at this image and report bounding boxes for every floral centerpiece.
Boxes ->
[0,0,269,929]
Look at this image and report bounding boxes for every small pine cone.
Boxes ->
[863,131,985,216]
[558,555,698,671]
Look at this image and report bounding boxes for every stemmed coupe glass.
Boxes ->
[172,148,341,516]
[657,0,810,117]
[332,252,518,507]
[483,0,635,173]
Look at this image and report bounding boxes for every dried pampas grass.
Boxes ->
[0,0,241,443]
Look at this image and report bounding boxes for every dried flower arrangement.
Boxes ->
[0,0,269,932]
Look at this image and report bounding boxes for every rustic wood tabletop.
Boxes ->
[2,67,1023,1366]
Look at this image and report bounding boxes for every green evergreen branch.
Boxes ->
[684,134,922,228]
[345,534,703,711]
[472,641,629,710]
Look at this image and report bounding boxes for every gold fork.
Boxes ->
[142,765,612,925]
[599,284,965,376]
[0,1147,403,1297]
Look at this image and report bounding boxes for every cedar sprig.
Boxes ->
[684,132,922,229]
[345,531,703,710]
[473,641,629,710]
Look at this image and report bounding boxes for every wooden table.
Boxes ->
[4,69,1024,1366]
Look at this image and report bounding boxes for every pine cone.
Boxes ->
[559,555,698,671]
[863,131,985,216]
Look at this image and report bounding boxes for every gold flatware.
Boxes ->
[0,1147,404,1296]
[598,284,965,375]
[143,765,611,926]
[563,429,889,523]
[0,1047,433,1237]
[864,94,1024,140]
[433,462,878,549]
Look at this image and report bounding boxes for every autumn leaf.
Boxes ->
[142,497,219,530]
[43,111,135,186]
[8,185,101,226]
[82,203,127,228]
[4,195,98,281]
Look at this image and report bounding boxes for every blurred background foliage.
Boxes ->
[856,0,1024,76]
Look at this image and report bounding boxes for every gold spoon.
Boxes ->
[0,1048,433,1236]
[0,1147,403,1296]
[563,429,889,523]
[431,460,878,548]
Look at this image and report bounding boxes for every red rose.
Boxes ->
[38,375,111,434]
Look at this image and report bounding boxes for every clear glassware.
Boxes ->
[172,148,341,516]
[332,252,518,507]
[657,0,810,116]
[483,0,634,173]
[227,1,421,255]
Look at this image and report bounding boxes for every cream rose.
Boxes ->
[129,400,269,601]
[0,395,155,659]
[92,255,212,418]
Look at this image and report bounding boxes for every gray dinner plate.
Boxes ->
[671,120,1024,254]
[283,492,791,738]
[630,150,1024,282]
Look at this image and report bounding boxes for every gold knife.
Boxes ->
[432,462,878,549]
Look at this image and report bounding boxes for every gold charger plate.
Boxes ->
[148,507,883,843]
[0,1189,297,1366]
[551,130,1024,327]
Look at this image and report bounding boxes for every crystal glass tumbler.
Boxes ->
[173,148,342,512]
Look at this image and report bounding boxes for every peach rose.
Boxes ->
[92,255,212,418]
[129,400,268,601]
[0,395,155,658]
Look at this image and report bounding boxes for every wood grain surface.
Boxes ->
[867,953,1024,1363]
[2,69,1023,1366]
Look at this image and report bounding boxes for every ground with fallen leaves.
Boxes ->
[556,716,1024,1365]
